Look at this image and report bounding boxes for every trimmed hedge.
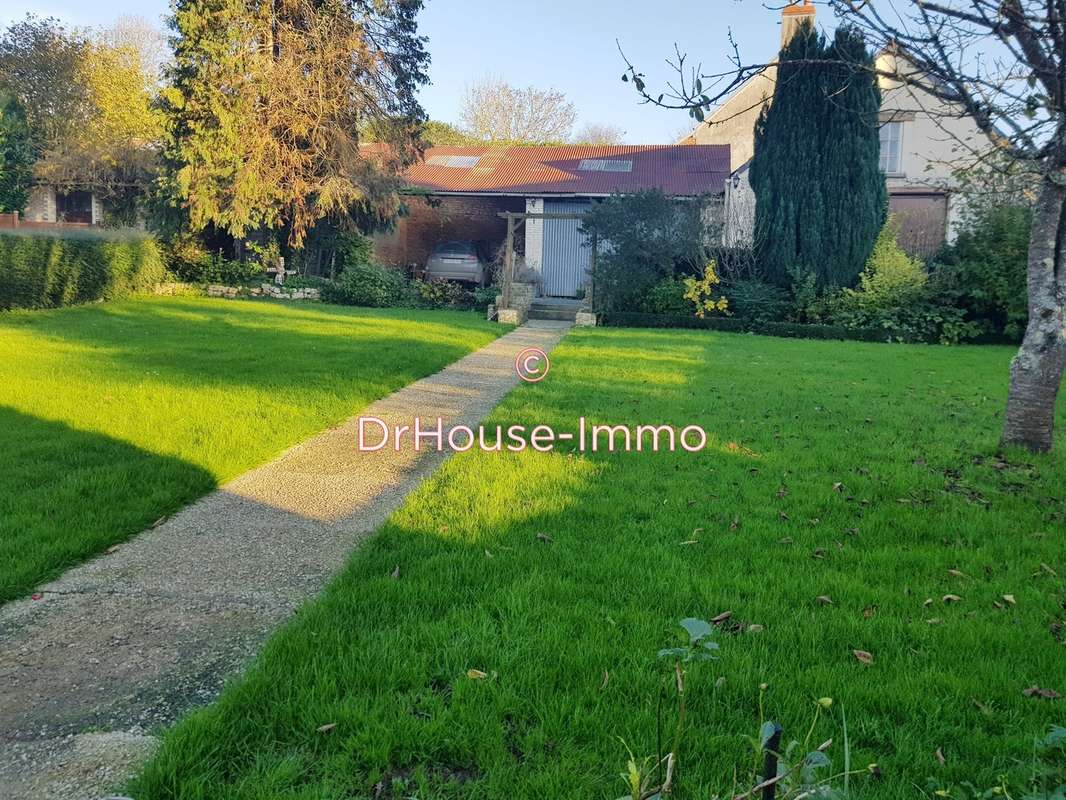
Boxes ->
[600,312,896,343]
[0,230,166,310]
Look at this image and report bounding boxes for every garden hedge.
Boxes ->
[0,230,166,310]
[600,312,896,343]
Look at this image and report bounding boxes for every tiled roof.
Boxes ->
[399,144,730,197]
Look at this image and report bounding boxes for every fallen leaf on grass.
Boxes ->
[776,486,789,498]
[317,723,337,733]
[816,595,834,606]
[863,605,877,619]
[484,550,493,559]
[832,482,844,492]
[1002,594,1016,606]
[600,670,609,690]
[926,618,943,625]
[730,516,740,531]
[711,610,733,625]
[1022,686,1060,700]
[923,598,934,607]
[811,548,826,560]
[746,624,764,634]
[947,569,969,579]
[778,537,794,545]
[853,650,874,666]
[466,669,488,680]
[1038,563,1058,577]
[935,747,946,765]
[942,594,963,604]
[680,539,700,545]
[151,516,168,528]
[535,532,553,543]
[390,565,401,580]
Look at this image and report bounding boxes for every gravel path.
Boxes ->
[0,320,571,800]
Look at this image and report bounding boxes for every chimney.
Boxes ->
[781,0,816,48]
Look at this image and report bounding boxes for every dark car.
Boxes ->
[425,240,488,286]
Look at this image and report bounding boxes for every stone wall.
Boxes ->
[155,282,322,301]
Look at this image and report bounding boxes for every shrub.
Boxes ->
[600,311,892,342]
[845,217,928,309]
[168,250,264,285]
[935,203,1030,338]
[641,279,690,315]
[405,278,471,309]
[321,262,406,307]
[472,285,498,312]
[725,279,790,322]
[814,218,981,345]
[682,261,729,318]
[337,230,375,272]
[579,189,715,312]
[0,230,165,310]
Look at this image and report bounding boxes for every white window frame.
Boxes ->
[879,121,904,176]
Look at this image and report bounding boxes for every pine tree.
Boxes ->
[750,22,885,289]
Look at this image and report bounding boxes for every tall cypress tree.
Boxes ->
[750,22,885,289]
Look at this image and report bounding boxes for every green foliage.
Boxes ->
[751,23,886,289]
[472,285,498,312]
[641,279,690,315]
[322,262,407,307]
[844,217,929,310]
[818,219,980,345]
[420,119,478,147]
[936,203,1031,339]
[726,279,791,323]
[601,311,893,342]
[337,230,376,272]
[925,725,1065,799]
[0,230,165,310]
[171,251,263,285]
[405,278,469,310]
[579,189,713,312]
[0,91,33,213]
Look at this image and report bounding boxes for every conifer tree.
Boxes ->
[750,22,885,289]
[160,0,429,246]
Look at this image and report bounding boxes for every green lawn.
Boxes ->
[131,328,1065,800]
[0,296,502,602]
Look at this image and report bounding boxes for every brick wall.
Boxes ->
[373,194,525,270]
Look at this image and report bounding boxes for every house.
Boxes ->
[4,186,106,228]
[682,0,990,256]
[373,144,730,298]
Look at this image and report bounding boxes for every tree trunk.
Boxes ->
[1001,178,1066,453]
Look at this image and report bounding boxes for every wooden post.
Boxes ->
[503,214,515,308]
[588,232,597,311]
[761,724,783,800]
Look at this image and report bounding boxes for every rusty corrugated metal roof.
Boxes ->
[399,144,730,197]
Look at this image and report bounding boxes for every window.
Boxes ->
[578,159,633,172]
[56,190,93,224]
[426,154,481,168]
[879,122,903,175]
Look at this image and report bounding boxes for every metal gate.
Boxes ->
[541,200,591,297]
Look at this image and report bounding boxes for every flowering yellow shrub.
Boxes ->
[682,260,729,318]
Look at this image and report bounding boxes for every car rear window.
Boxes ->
[436,241,475,255]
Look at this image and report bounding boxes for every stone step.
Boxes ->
[528,307,579,321]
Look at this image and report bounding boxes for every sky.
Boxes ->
[1,0,819,143]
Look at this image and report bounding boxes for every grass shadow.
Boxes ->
[0,406,216,602]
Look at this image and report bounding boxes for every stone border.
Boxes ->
[154,282,322,301]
